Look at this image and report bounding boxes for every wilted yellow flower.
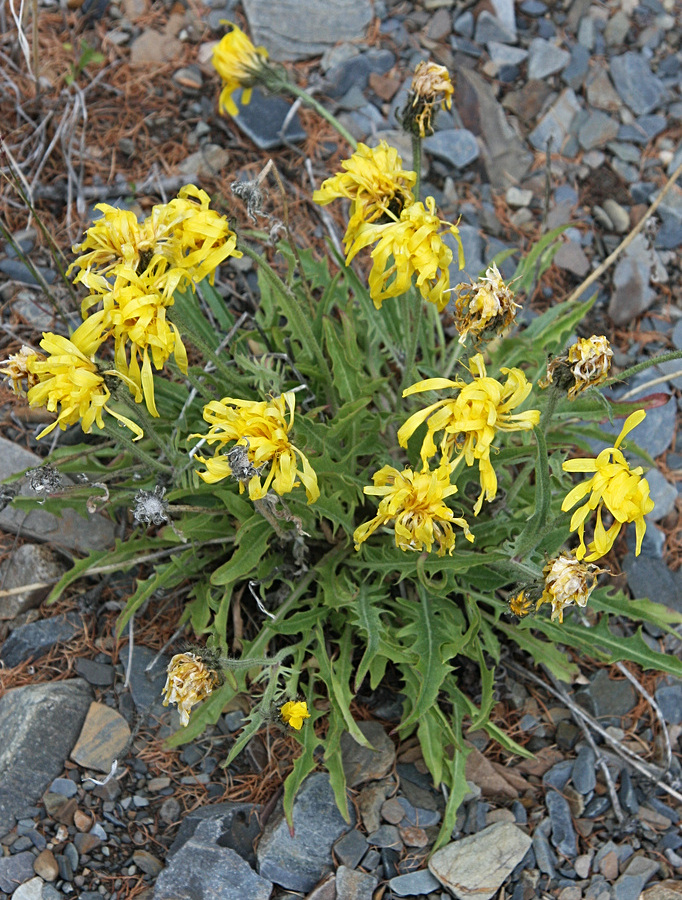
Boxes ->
[541,335,613,399]
[508,590,534,618]
[353,462,473,556]
[280,700,310,730]
[80,263,188,417]
[0,345,43,396]
[162,652,221,727]
[212,23,270,116]
[347,197,465,310]
[192,392,319,504]
[562,410,654,561]
[453,263,520,345]
[399,354,540,514]
[26,317,143,441]
[402,61,454,137]
[313,141,417,248]
[536,552,605,623]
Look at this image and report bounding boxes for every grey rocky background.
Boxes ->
[2,0,682,899]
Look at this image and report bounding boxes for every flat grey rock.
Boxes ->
[0,438,115,553]
[0,679,92,835]
[654,679,682,725]
[474,10,516,45]
[529,88,581,152]
[168,802,262,868]
[644,469,677,521]
[0,612,81,668]
[546,789,577,858]
[610,52,666,116]
[424,128,479,169]
[389,869,442,897]
[609,235,656,324]
[335,866,377,900]
[623,553,682,614]
[230,88,306,150]
[340,720,395,788]
[0,852,36,893]
[154,841,272,900]
[429,822,532,900]
[121,644,169,715]
[243,0,372,61]
[0,543,68,620]
[578,110,619,150]
[257,772,355,892]
[487,42,527,67]
[527,38,570,80]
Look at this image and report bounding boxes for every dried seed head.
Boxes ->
[0,346,43,396]
[541,335,613,399]
[453,263,520,345]
[226,440,262,483]
[401,61,454,137]
[0,483,18,512]
[508,584,542,618]
[132,485,169,526]
[27,465,63,494]
[536,552,607,623]
[162,651,222,726]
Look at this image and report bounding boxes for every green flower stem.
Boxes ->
[103,423,172,474]
[412,134,422,200]
[239,244,335,403]
[603,349,682,389]
[277,80,358,150]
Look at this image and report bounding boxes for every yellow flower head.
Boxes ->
[26,316,143,441]
[353,463,473,556]
[313,141,417,249]
[541,335,613,399]
[562,410,654,561]
[536,552,606,623]
[212,23,270,116]
[402,61,454,137]
[453,263,521,345]
[280,700,310,730]
[0,345,44,396]
[192,392,319,504]
[347,196,465,310]
[399,354,540,514]
[162,652,221,727]
[80,263,189,418]
[508,589,535,618]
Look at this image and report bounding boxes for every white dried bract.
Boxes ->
[132,485,169,526]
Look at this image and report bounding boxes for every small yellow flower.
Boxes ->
[402,61,454,137]
[0,345,43,396]
[399,354,540,514]
[347,197,465,310]
[26,317,143,441]
[453,263,521,345]
[536,552,605,623]
[541,335,613,399]
[162,652,221,727]
[212,23,270,117]
[508,590,535,618]
[562,410,654,561]
[192,392,319,504]
[353,462,473,556]
[280,700,310,730]
[313,141,417,248]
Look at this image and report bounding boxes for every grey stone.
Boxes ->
[242,0,372,61]
[610,52,666,116]
[645,469,677,521]
[490,0,516,36]
[584,795,611,818]
[578,110,620,150]
[340,721,395,788]
[74,657,115,686]
[0,544,68,620]
[423,129,479,169]
[178,144,230,179]
[121,644,169,715]
[335,866,377,900]
[487,42,528,67]
[604,10,631,46]
[474,10,516,44]
[577,669,637,719]
[602,199,630,233]
[154,841,272,900]
[457,225,485,279]
[529,87,581,152]
[623,553,682,613]
[562,44,590,89]
[506,186,533,208]
[229,89,306,150]
[655,218,682,250]
[0,680,92,835]
[0,853,35,893]
[640,523,665,558]
[11,876,44,900]
[49,778,78,798]
[577,16,594,50]
[553,241,590,277]
[0,612,81,667]
[543,759,573,792]
[334,829,368,869]
[657,355,682,390]
[609,235,656,324]
[389,869,442,897]
[456,68,532,188]
[257,773,355,892]
[168,802,262,867]
[618,768,639,814]
[655,679,682,724]
[527,39,571,80]
[367,824,402,849]
[396,795,440,827]
[0,438,115,552]
[612,856,659,900]
[0,259,56,287]
[572,746,597,795]
[532,821,557,878]
[324,49,395,100]
[70,701,131,773]
[429,823,532,900]
[453,11,474,38]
